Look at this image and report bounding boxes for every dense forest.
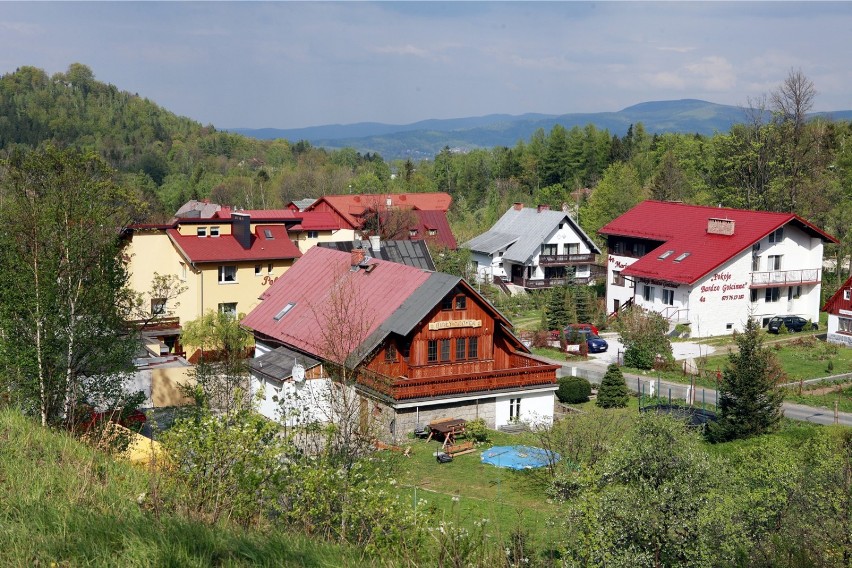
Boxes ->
[3,64,852,286]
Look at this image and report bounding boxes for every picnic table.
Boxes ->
[426,418,467,449]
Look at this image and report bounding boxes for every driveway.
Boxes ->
[585,333,716,367]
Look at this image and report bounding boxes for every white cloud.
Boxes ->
[645,71,687,90]
[685,56,736,91]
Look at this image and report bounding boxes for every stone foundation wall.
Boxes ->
[372,398,497,443]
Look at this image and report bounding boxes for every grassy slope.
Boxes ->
[0,409,360,568]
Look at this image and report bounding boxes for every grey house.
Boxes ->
[463,203,602,289]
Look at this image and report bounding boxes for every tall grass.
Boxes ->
[0,409,362,567]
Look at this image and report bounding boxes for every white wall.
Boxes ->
[494,390,555,427]
[605,254,638,313]
[251,373,333,426]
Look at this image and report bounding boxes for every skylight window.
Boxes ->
[273,302,296,321]
[264,229,274,239]
[658,250,675,260]
[673,252,691,262]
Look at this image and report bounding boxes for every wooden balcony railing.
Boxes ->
[539,253,596,266]
[750,269,820,288]
[357,354,558,401]
[125,316,181,331]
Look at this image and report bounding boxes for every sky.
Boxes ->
[2,2,851,130]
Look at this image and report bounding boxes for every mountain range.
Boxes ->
[228,99,852,161]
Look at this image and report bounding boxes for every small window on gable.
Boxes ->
[768,228,784,243]
[845,289,851,301]
[210,226,220,237]
[455,296,466,310]
[197,227,207,237]
[385,343,397,362]
[658,250,674,260]
[264,229,274,239]
[273,302,296,321]
[442,295,454,311]
[673,252,690,262]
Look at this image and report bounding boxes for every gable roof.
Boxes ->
[599,200,837,286]
[463,206,601,263]
[822,275,852,313]
[305,193,452,229]
[249,345,320,383]
[319,239,437,271]
[167,224,302,264]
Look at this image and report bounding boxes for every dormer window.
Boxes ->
[409,229,418,237]
[428,228,437,236]
[197,227,207,237]
[210,226,220,237]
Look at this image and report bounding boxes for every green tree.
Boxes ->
[546,286,571,331]
[596,364,629,408]
[580,161,646,237]
[708,317,784,442]
[0,144,138,427]
[615,306,673,370]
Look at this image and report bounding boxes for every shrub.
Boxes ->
[597,364,629,408]
[557,376,592,404]
[465,417,490,443]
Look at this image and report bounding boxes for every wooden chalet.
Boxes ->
[241,246,558,439]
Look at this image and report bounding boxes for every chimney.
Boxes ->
[232,212,252,249]
[369,235,381,253]
[707,218,735,236]
[537,204,550,213]
[351,247,366,267]
[513,202,524,211]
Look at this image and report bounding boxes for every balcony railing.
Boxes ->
[125,316,181,331]
[750,269,820,288]
[539,253,596,266]
[357,354,558,401]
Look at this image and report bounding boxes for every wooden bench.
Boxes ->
[446,440,475,457]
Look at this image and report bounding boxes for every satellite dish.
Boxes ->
[292,360,305,383]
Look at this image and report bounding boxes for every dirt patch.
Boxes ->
[805,383,850,395]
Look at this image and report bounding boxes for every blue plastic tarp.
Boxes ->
[480,445,559,470]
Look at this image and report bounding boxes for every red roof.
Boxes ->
[305,193,452,229]
[401,210,457,249]
[240,246,431,358]
[599,201,837,285]
[295,211,340,231]
[167,225,302,263]
[822,275,852,314]
[213,207,299,221]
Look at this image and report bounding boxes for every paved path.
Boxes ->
[534,354,852,427]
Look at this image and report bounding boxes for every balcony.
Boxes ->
[357,354,558,401]
[512,265,606,289]
[539,253,597,266]
[750,269,821,288]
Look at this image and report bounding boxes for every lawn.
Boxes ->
[782,380,852,413]
[386,429,562,558]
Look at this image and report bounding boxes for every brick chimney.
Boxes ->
[231,212,252,249]
[537,204,550,213]
[351,247,366,267]
[707,218,735,236]
[513,202,524,211]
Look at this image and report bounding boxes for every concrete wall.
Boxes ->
[494,391,555,428]
[392,398,497,439]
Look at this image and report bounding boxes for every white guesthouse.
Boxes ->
[599,201,837,337]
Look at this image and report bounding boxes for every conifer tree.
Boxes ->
[707,318,784,442]
[597,364,629,408]
[546,286,570,331]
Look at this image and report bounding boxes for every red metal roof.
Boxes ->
[599,201,837,285]
[212,207,299,221]
[822,275,852,314]
[241,246,431,358]
[305,193,452,229]
[167,225,302,263]
[296,211,340,231]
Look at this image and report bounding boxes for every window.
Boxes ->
[197,227,207,237]
[509,398,521,421]
[632,243,646,256]
[218,265,237,283]
[455,296,466,310]
[613,271,624,287]
[613,241,626,255]
[441,296,454,310]
[273,302,295,321]
[658,250,674,260]
[674,252,690,262]
[768,255,782,270]
[726,323,734,330]
[385,344,397,362]
[455,338,466,360]
[255,264,262,276]
[541,243,558,255]
[468,336,478,359]
[566,243,580,255]
[440,339,451,362]
[210,226,220,237]
[428,229,437,236]
[789,286,802,301]
[750,289,759,302]
[264,229,274,239]
[662,289,674,305]
[218,302,237,318]
[840,318,852,333]
[427,340,438,362]
[643,284,655,302]
[752,255,760,271]
[769,228,784,243]
[307,230,318,239]
[151,298,166,316]
[268,263,273,275]
[765,287,781,302]
[409,229,418,237]
[845,289,851,301]
[179,262,187,281]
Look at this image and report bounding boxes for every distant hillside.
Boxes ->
[231,99,852,160]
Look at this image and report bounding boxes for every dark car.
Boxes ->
[566,328,609,353]
[766,315,818,334]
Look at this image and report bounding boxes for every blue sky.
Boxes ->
[2,2,850,129]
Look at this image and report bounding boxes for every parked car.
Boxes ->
[565,323,600,335]
[766,315,818,334]
[566,328,609,353]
